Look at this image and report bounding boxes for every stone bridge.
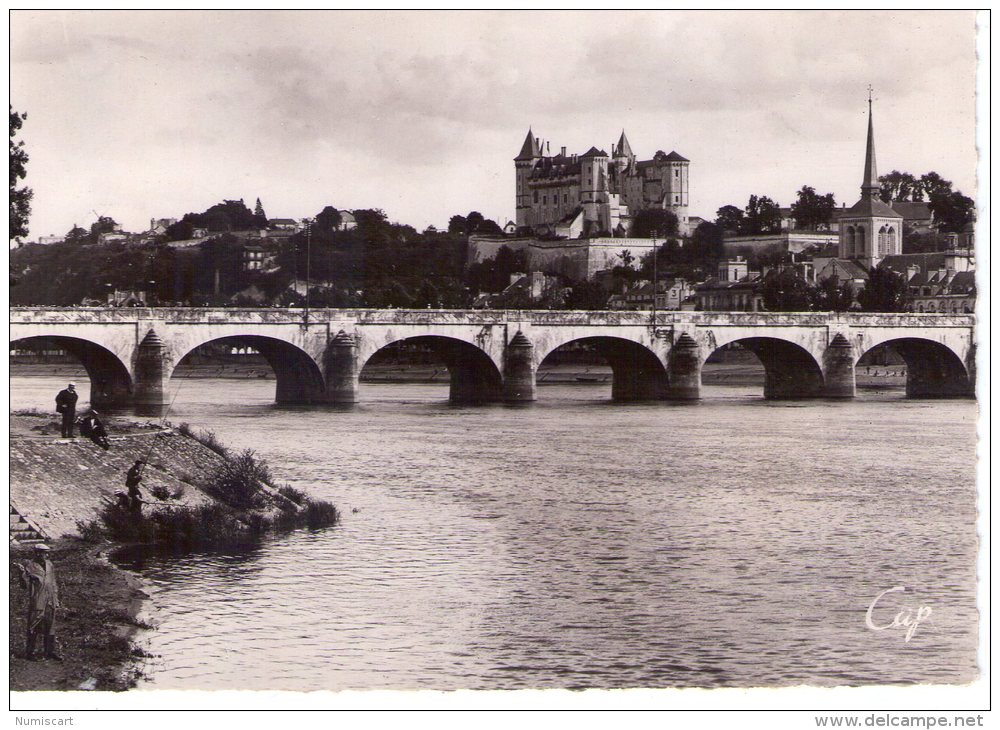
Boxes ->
[9,308,976,411]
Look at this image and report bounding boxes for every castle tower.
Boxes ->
[838,92,903,269]
[514,129,541,229]
[613,130,635,174]
[579,146,610,233]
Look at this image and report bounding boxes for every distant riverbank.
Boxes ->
[11,361,907,388]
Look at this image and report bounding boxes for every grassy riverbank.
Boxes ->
[9,412,340,691]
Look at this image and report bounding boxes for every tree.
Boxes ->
[563,280,608,310]
[919,172,953,201]
[742,195,782,235]
[689,221,725,262]
[631,208,679,238]
[928,190,975,233]
[9,107,32,244]
[878,171,921,203]
[64,225,88,245]
[760,268,814,311]
[89,216,119,240]
[814,276,855,312]
[856,266,908,312]
[314,206,342,235]
[253,198,268,228]
[790,186,836,230]
[715,205,744,234]
[448,211,503,236]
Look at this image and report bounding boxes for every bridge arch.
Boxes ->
[171,335,326,404]
[857,337,972,398]
[357,335,503,403]
[702,337,825,399]
[536,335,668,400]
[10,335,133,409]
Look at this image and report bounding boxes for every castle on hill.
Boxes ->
[514,129,691,238]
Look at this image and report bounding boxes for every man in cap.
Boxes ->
[55,382,78,438]
[15,544,62,660]
[78,409,110,450]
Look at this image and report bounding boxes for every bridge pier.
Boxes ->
[822,334,856,398]
[324,331,359,403]
[503,331,536,402]
[133,329,171,416]
[667,334,701,400]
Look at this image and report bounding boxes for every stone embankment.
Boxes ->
[10,415,225,539]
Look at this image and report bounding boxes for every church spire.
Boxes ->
[861,87,879,200]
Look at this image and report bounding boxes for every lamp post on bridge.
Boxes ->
[303,218,313,325]
[651,229,659,325]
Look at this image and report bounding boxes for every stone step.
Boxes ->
[9,503,47,543]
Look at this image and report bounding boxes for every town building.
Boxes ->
[514,129,691,237]
[695,258,764,312]
[609,278,694,311]
[337,211,357,231]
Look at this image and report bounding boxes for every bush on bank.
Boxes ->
[77,436,340,550]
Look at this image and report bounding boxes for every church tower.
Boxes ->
[838,92,903,269]
[514,129,541,229]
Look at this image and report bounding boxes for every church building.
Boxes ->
[838,96,903,268]
[514,129,691,237]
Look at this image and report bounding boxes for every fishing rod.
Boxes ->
[135,370,191,480]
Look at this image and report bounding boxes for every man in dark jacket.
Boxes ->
[78,410,110,449]
[55,383,78,438]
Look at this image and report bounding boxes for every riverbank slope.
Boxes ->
[10,415,229,691]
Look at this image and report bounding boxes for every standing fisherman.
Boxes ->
[125,460,146,513]
[15,544,62,661]
[55,382,78,438]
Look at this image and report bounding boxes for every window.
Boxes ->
[674,169,679,178]
[533,191,538,204]
[543,195,547,205]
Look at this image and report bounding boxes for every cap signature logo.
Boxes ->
[865,586,932,643]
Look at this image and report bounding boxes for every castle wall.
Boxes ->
[468,236,661,282]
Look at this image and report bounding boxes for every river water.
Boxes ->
[10,377,980,690]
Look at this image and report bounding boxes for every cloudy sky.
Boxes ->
[10,10,980,238]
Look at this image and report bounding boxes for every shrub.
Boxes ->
[179,423,230,458]
[149,485,173,501]
[205,449,272,510]
[304,499,341,529]
[78,502,255,550]
[277,484,307,506]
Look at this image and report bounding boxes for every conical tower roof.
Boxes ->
[615,130,633,159]
[515,129,541,161]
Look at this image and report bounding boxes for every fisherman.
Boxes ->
[125,460,146,513]
[55,383,78,438]
[15,544,62,661]
[77,409,110,450]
